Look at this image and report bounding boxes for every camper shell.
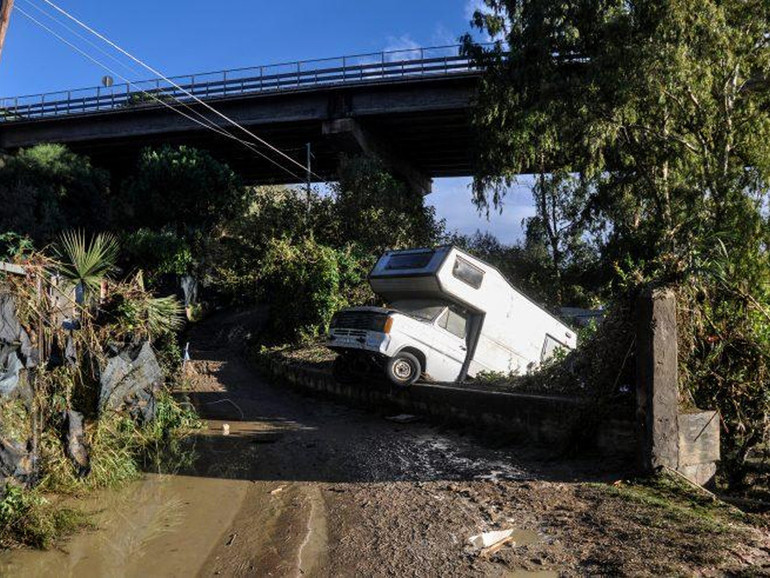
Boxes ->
[327,246,576,385]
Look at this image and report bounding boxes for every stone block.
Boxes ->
[678,462,717,487]
[678,411,720,467]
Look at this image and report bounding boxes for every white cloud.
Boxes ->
[431,24,458,47]
[429,177,536,244]
[464,0,507,44]
[465,0,488,21]
[383,34,422,61]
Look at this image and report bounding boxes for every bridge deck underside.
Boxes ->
[0,75,478,186]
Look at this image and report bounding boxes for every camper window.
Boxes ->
[437,306,467,339]
[452,256,484,289]
[385,252,434,270]
[541,334,567,361]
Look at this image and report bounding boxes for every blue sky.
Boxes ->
[0,0,533,242]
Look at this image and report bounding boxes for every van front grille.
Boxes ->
[330,311,387,332]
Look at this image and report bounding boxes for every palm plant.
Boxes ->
[56,231,119,303]
[146,295,185,336]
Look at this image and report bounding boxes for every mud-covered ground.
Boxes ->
[4,308,766,577]
[179,309,770,577]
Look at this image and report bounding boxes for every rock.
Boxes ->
[99,341,164,422]
[64,410,90,477]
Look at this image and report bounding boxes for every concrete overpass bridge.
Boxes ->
[0,45,482,193]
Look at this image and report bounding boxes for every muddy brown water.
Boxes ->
[0,310,573,577]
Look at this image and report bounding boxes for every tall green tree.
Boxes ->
[123,145,245,238]
[0,144,111,244]
[463,0,770,277]
[331,156,445,254]
[463,0,770,483]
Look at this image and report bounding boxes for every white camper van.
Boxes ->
[326,246,577,386]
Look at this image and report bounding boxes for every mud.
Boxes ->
[2,307,768,577]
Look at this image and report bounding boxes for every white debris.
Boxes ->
[222,423,230,436]
[468,529,514,549]
[385,414,420,424]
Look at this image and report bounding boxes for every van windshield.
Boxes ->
[390,299,447,322]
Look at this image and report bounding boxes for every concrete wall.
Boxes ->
[263,357,636,457]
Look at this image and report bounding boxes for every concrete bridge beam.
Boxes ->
[322,118,432,195]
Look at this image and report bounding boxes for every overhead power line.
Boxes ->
[15,4,307,182]
[39,0,325,182]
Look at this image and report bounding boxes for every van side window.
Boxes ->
[452,256,484,289]
[541,334,566,361]
[438,306,467,339]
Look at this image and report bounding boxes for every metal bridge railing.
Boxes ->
[0,45,479,123]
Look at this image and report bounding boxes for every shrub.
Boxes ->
[0,144,111,245]
[121,229,194,287]
[259,237,347,342]
[122,145,244,236]
[0,485,87,549]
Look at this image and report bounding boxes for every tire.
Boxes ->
[385,352,421,387]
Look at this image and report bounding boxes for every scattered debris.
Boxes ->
[270,486,284,495]
[99,341,163,422]
[385,414,421,424]
[64,410,90,477]
[468,529,515,556]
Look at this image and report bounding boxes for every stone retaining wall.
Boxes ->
[263,357,636,456]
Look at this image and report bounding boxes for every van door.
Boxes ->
[431,305,469,381]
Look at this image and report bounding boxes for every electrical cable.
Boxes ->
[15,4,307,182]
[39,0,325,181]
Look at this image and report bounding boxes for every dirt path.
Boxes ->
[182,309,568,577]
[180,309,770,577]
[2,309,768,576]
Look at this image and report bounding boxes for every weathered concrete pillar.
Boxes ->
[636,288,680,472]
[636,288,720,485]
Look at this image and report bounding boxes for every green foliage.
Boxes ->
[123,145,245,237]
[55,230,119,298]
[0,484,87,549]
[331,156,445,254]
[0,144,111,245]
[464,0,770,484]
[121,229,194,286]
[208,185,337,303]
[0,232,34,261]
[464,0,770,279]
[677,241,770,486]
[259,237,347,342]
[99,276,185,342]
[211,158,439,320]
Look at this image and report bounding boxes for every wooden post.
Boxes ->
[0,0,14,64]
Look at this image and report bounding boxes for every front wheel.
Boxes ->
[385,352,421,387]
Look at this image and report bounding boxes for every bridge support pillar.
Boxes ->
[322,118,432,195]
